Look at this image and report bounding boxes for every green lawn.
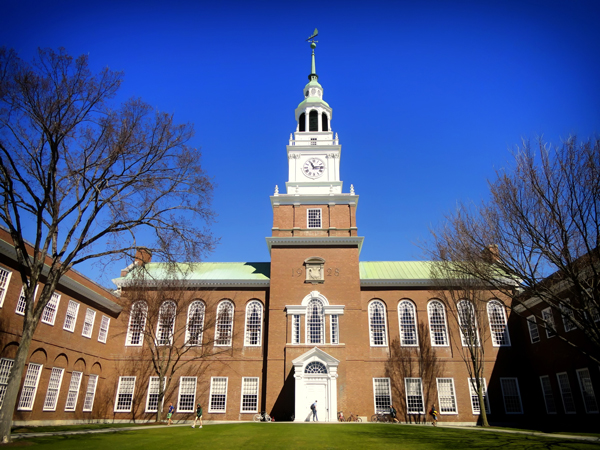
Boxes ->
[9,423,599,449]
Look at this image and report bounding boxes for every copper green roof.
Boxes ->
[359,261,435,286]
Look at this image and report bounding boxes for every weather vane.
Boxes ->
[306,28,318,45]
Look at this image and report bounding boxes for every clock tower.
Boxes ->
[265,37,366,422]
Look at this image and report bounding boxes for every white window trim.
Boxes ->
[372,377,392,414]
[125,301,147,346]
[41,293,61,326]
[63,300,80,333]
[82,374,99,412]
[208,376,228,413]
[185,300,205,346]
[398,300,419,347]
[457,300,480,347]
[156,301,177,346]
[240,377,259,413]
[64,371,83,411]
[0,267,12,308]
[214,300,234,347]
[436,378,458,415]
[305,299,325,345]
[243,300,263,347]
[17,363,43,411]
[82,308,96,338]
[42,367,65,411]
[292,314,301,344]
[307,208,322,229]
[468,378,491,415]
[98,315,110,343]
[368,300,388,347]
[556,372,576,414]
[487,300,511,347]
[145,376,167,413]
[539,375,557,414]
[542,307,556,338]
[427,300,449,347]
[330,314,339,344]
[177,376,197,413]
[16,285,39,316]
[114,376,136,412]
[560,300,577,333]
[404,377,425,414]
[526,315,540,344]
[576,368,599,414]
[500,377,524,414]
[0,358,15,409]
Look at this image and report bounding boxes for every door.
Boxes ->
[305,382,328,421]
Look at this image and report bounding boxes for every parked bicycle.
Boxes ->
[338,411,345,422]
[370,411,390,422]
[253,411,272,422]
[346,412,362,422]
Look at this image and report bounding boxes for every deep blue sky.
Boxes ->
[2,0,599,287]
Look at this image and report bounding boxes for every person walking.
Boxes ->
[429,405,438,426]
[310,400,318,422]
[192,403,203,428]
[389,404,399,423]
[167,402,175,426]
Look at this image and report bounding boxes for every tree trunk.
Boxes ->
[0,322,36,443]
[477,386,490,427]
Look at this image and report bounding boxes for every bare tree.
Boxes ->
[427,137,600,364]
[0,47,215,442]
[119,268,237,423]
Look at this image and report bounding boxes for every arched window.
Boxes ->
[126,301,147,346]
[457,300,480,347]
[322,113,329,131]
[487,300,511,346]
[244,301,263,346]
[309,110,318,131]
[305,362,327,374]
[215,300,234,346]
[185,300,205,346]
[398,300,418,346]
[156,301,176,346]
[299,113,306,132]
[369,300,388,346]
[306,299,324,344]
[427,300,449,346]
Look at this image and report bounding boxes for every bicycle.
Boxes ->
[346,412,362,422]
[370,412,389,422]
[253,411,272,422]
[338,411,345,422]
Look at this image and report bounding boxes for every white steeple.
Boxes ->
[286,39,342,195]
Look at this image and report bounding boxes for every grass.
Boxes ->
[12,423,155,434]
[6,423,599,449]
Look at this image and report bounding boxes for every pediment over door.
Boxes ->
[292,346,340,375]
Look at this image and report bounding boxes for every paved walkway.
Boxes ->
[11,421,600,443]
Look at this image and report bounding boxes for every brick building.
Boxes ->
[0,42,598,429]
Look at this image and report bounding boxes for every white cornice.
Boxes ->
[271,194,358,207]
[266,236,364,255]
[116,278,270,289]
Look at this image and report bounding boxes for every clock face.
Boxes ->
[302,158,325,179]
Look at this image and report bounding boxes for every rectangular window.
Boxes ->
[330,315,339,344]
[240,377,259,413]
[468,378,491,414]
[98,315,110,343]
[0,267,12,308]
[500,378,523,414]
[292,315,300,344]
[405,378,425,414]
[63,300,80,332]
[146,376,166,413]
[82,308,96,338]
[372,378,392,413]
[178,376,197,413]
[64,371,83,411]
[0,358,14,409]
[542,307,556,338]
[82,374,99,412]
[43,367,65,411]
[436,378,458,414]
[576,368,599,414]
[16,285,38,316]
[556,372,576,414]
[560,301,576,332]
[41,293,61,325]
[307,209,322,228]
[18,363,43,410]
[114,376,136,412]
[539,375,557,414]
[526,315,540,343]
[209,377,228,413]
